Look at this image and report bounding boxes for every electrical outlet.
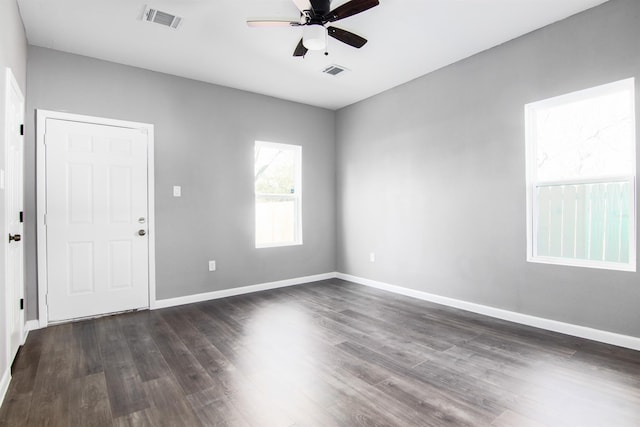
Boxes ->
[208,260,216,271]
[369,252,376,263]
[173,185,181,197]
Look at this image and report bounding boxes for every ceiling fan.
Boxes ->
[247,0,379,58]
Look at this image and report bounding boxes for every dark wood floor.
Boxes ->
[1,279,639,426]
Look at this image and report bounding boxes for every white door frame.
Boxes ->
[4,67,25,360]
[36,110,156,328]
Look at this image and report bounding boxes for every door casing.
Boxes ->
[36,110,156,327]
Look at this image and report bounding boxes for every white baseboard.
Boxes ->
[336,273,640,351]
[0,367,10,409]
[23,320,40,344]
[25,320,40,331]
[154,272,338,309]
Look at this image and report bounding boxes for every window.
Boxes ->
[255,141,302,248]
[525,79,636,271]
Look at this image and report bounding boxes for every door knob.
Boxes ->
[9,234,21,242]
[138,230,146,236]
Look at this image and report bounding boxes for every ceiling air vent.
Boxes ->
[143,6,182,29]
[322,65,350,76]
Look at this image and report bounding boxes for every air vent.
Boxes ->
[322,65,349,76]
[143,6,182,29]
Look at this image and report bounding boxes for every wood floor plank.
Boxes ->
[314,308,434,367]
[145,311,217,395]
[325,391,406,427]
[117,313,172,382]
[142,376,203,427]
[179,305,251,376]
[221,382,298,427]
[338,339,509,418]
[186,388,251,427]
[112,409,155,427]
[492,409,548,427]
[71,320,103,378]
[338,307,461,352]
[314,367,429,427]
[68,373,112,427]
[376,374,494,427]
[26,324,74,427]
[246,368,343,426]
[158,308,237,397]
[2,280,640,427]
[95,316,150,418]
[0,390,31,427]
[8,328,46,395]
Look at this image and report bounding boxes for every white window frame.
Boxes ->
[254,140,302,248]
[525,78,636,272]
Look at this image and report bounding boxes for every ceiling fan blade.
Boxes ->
[293,39,308,57]
[324,0,379,23]
[247,20,298,28]
[292,0,312,12]
[327,26,367,48]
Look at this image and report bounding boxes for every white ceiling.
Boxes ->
[18,0,610,110]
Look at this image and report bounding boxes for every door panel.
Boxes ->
[5,68,25,361]
[46,119,149,322]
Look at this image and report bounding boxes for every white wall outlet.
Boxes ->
[208,260,216,271]
[369,252,376,263]
[173,185,181,197]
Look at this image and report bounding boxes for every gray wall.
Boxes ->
[336,0,640,338]
[1,0,27,389]
[25,47,336,319]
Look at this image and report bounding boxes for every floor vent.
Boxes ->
[143,6,182,29]
[322,65,349,76]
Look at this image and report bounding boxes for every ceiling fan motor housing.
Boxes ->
[309,0,331,19]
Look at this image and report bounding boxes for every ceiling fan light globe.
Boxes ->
[303,24,326,50]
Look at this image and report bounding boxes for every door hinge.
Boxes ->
[20,124,24,136]
[20,298,24,310]
[19,211,24,223]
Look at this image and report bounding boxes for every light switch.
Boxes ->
[173,185,181,197]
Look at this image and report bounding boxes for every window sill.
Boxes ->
[256,241,303,249]
[527,255,636,272]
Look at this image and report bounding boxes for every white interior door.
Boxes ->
[5,68,25,361]
[45,118,150,322]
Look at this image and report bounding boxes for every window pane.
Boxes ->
[255,146,296,195]
[255,196,296,246]
[536,182,630,264]
[534,89,634,181]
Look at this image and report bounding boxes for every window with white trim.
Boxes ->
[525,78,636,271]
[255,141,302,248]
